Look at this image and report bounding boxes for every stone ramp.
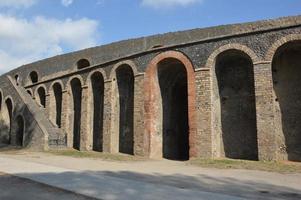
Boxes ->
[0,156,245,200]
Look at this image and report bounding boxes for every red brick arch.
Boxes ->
[144,51,197,159]
[265,34,301,61]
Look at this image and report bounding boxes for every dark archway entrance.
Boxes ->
[37,87,46,108]
[91,72,104,151]
[16,115,24,146]
[116,65,134,155]
[215,49,258,160]
[71,78,82,150]
[5,98,13,144]
[272,41,301,161]
[53,83,62,128]
[158,58,189,161]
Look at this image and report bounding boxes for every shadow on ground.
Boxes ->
[0,172,97,200]
[13,170,301,200]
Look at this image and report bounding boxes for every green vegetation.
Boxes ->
[188,158,301,173]
[47,149,146,162]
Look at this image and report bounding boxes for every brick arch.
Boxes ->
[265,34,301,61]
[144,50,197,159]
[205,43,260,69]
[74,57,92,70]
[86,69,106,151]
[34,84,48,99]
[48,80,65,94]
[86,69,107,84]
[4,96,14,144]
[66,75,85,89]
[4,96,14,114]
[66,75,85,150]
[109,60,139,80]
[34,84,47,108]
[14,114,25,146]
[48,80,64,127]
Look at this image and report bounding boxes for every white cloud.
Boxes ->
[0,0,37,8]
[0,14,99,74]
[142,0,202,8]
[61,0,73,7]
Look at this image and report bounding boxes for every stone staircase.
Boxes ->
[7,76,66,149]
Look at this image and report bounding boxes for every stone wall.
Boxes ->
[1,15,301,161]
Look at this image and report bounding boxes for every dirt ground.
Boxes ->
[0,150,301,200]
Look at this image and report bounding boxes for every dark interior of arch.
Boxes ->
[216,49,258,160]
[272,41,301,161]
[158,58,189,161]
[16,116,24,146]
[91,72,104,152]
[27,90,32,96]
[37,87,46,108]
[53,83,62,128]
[116,65,134,155]
[14,75,19,85]
[77,59,90,69]
[71,78,82,150]
[5,99,13,144]
[30,71,38,83]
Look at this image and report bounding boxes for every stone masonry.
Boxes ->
[1,15,301,161]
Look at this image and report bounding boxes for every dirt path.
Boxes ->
[0,151,301,200]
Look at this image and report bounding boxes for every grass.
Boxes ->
[188,158,301,173]
[46,149,147,162]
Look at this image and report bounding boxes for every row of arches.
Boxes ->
[15,59,91,86]
[0,94,24,147]
[24,36,301,161]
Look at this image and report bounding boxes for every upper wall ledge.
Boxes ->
[4,15,301,77]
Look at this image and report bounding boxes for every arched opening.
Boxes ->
[37,87,46,108]
[272,41,301,161]
[71,78,82,150]
[0,92,4,143]
[77,59,90,69]
[157,58,189,160]
[214,49,258,160]
[16,115,24,146]
[53,83,62,128]
[91,72,104,151]
[26,90,32,97]
[14,75,19,85]
[116,65,134,155]
[29,71,38,83]
[5,98,13,144]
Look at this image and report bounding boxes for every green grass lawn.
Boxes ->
[188,158,301,173]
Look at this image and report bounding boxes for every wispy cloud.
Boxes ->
[0,0,37,8]
[142,0,203,9]
[61,0,73,7]
[0,14,99,74]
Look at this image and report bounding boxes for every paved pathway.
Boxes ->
[0,172,96,200]
[0,152,300,200]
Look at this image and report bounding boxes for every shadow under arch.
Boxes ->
[144,51,197,160]
[213,49,258,160]
[113,64,135,155]
[69,77,83,150]
[272,40,301,161]
[88,71,105,152]
[15,115,25,146]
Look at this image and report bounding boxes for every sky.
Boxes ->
[0,0,300,74]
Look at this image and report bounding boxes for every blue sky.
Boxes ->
[0,0,300,73]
